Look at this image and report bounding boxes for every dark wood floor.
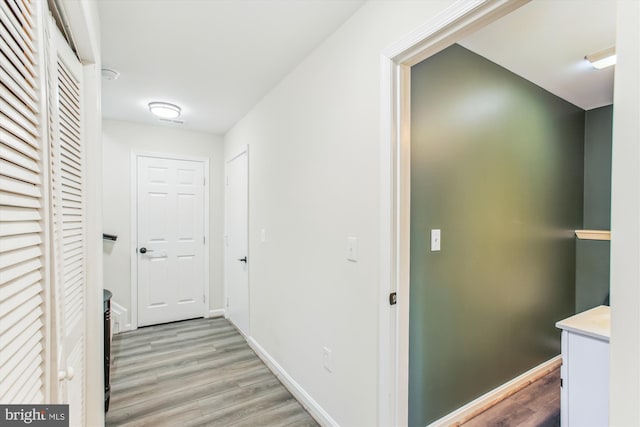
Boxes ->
[106,317,318,427]
[463,368,561,427]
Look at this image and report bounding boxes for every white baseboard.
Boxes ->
[110,300,132,334]
[208,308,226,318]
[428,355,562,427]
[247,337,339,427]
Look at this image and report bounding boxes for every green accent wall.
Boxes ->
[576,105,613,312]
[409,44,584,425]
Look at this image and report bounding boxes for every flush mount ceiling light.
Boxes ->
[101,68,120,81]
[148,102,181,119]
[585,46,616,70]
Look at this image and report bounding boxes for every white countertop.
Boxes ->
[556,305,610,342]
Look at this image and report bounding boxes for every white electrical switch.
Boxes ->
[431,229,441,251]
[347,236,358,262]
[260,228,267,243]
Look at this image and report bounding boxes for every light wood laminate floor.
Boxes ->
[106,317,319,427]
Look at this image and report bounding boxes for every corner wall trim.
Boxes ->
[208,309,225,318]
[428,355,562,426]
[247,337,339,427]
[110,300,132,334]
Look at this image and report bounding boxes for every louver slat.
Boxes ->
[0,246,41,269]
[0,142,40,172]
[0,0,44,405]
[0,12,35,77]
[0,3,34,56]
[0,126,40,155]
[0,96,38,136]
[0,27,35,85]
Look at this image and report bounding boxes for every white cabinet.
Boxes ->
[556,306,610,427]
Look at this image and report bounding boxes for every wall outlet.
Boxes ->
[323,346,332,373]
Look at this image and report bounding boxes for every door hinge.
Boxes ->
[389,292,397,306]
[203,295,205,303]
[203,236,206,244]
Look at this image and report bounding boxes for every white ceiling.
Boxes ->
[460,0,616,110]
[98,0,365,134]
[99,0,616,135]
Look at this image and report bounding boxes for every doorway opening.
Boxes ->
[379,0,615,425]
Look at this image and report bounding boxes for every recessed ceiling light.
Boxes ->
[101,68,120,80]
[148,102,181,119]
[585,47,616,70]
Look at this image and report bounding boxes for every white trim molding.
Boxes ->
[208,309,226,318]
[248,337,339,427]
[110,300,132,334]
[378,1,530,425]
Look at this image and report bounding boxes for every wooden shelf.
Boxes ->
[575,230,611,241]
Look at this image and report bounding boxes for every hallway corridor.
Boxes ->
[106,317,317,426]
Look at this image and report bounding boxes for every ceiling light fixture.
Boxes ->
[148,102,181,119]
[101,68,120,81]
[585,46,616,70]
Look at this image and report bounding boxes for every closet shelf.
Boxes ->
[575,230,611,241]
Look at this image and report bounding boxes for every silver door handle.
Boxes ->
[139,247,154,254]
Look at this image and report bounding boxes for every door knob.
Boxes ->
[58,367,75,381]
[238,257,247,263]
[140,247,154,254]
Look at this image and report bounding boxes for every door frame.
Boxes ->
[377,1,530,425]
[130,150,210,330]
[223,145,250,335]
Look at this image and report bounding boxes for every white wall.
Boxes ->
[610,0,640,425]
[224,1,453,425]
[102,119,225,328]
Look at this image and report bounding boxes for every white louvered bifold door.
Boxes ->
[0,0,46,405]
[48,20,85,424]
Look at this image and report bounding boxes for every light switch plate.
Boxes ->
[347,236,358,262]
[431,229,441,251]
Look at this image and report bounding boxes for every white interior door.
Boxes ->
[225,150,249,335]
[137,155,205,327]
[49,20,86,425]
[0,0,47,407]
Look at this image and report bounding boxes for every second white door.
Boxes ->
[137,155,206,327]
[225,150,249,335]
